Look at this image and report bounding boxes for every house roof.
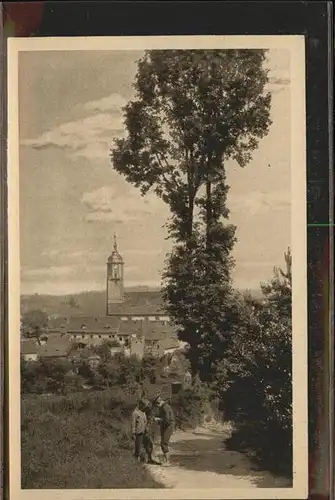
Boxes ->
[48,317,68,329]
[88,354,101,360]
[37,336,71,358]
[161,337,180,350]
[46,314,179,344]
[107,305,165,316]
[21,339,39,355]
[118,321,145,336]
[48,316,121,333]
[107,235,124,264]
[143,323,176,341]
[107,290,165,315]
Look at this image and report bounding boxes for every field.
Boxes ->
[21,390,164,489]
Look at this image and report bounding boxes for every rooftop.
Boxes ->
[21,339,39,355]
[143,323,176,341]
[107,234,124,264]
[37,335,71,358]
[106,291,165,315]
[49,316,120,332]
[118,321,145,336]
[46,315,179,342]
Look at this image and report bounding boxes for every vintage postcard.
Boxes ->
[7,35,307,499]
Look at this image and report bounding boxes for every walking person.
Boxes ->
[153,394,175,466]
[131,399,147,462]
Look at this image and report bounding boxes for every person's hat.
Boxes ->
[153,392,162,403]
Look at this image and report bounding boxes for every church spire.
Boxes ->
[107,233,124,311]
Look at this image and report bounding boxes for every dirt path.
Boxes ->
[146,423,291,489]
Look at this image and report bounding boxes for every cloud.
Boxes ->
[81,184,168,223]
[229,190,290,216]
[40,249,105,262]
[21,280,106,296]
[123,248,165,257]
[239,261,278,268]
[266,76,290,94]
[22,266,76,279]
[266,64,290,93]
[21,111,125,161]
[41,249,61,258]
[269,76,290,86]
[83,93,127,113]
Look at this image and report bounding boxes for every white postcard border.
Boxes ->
[8,35,307,500]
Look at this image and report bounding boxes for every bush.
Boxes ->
[21,357,74,395]
[213,252,292,477]
[171,379,212,429]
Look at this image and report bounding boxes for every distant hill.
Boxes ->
[20,287,262,318]
[20,289,163,317]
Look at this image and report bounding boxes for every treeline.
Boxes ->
[22,350,186,395]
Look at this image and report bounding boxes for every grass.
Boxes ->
[21,390,164,489]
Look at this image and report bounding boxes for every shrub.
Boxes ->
[171,378,211,429]
[213,250,292,477]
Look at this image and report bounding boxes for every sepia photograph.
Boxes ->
[8,35,307,500]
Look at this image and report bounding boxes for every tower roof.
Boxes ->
[107,234,124,264]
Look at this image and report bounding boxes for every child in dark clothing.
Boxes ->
[153,394,175,466]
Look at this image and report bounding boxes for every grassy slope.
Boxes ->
[21,392,163,489]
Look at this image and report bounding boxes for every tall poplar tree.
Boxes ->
[111,49,272,378]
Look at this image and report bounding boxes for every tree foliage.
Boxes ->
[212,248,292,475]
[21,356,75,394]
[112,49,271,242]
[111,49,272,380]
[21,309,48,343]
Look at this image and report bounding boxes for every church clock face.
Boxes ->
[108,280,118,298]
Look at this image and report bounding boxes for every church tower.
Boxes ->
[106,234,124,314]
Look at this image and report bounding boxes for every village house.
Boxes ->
[43,318,182,361]
[21,333,72,361]
[37,333,72,360]
[21,339,39,362]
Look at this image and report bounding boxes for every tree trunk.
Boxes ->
[187,195,194,240]
[206,180,212,251]
[186,148,195,249]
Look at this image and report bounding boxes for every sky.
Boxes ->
[18,48,291,296]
